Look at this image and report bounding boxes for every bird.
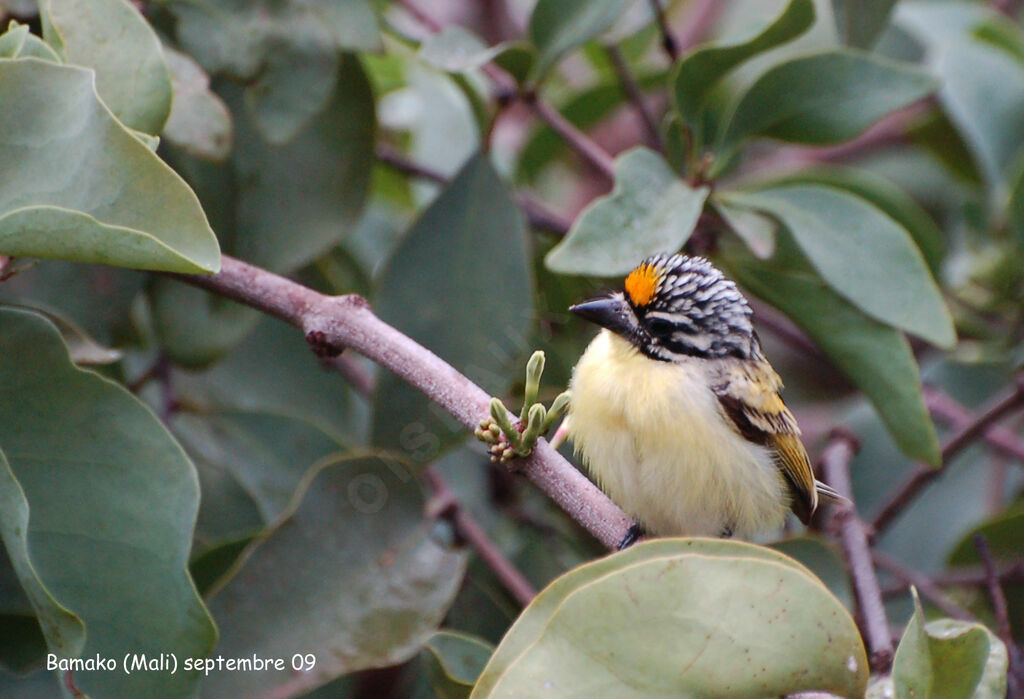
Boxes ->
[567,252,843,547]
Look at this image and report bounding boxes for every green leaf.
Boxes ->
[421,630,494,699]
[149,279,260,368]
[0,22,60,61]
[762,166,947,273]
[719,235,941,465]
[0,301,123,365]
[0,59,220,273]
[172,315,370,446]
[711,195,777,259]
[972,16,1024,66]
[718,50,938,159]
[1006,158,1024,251]
[491,41,536,86]
[230,55,375,273]
[171,410,345,562]
[730,184,955,348]
[898,3,1024,191]
[162,44,232,161]
[203,457,466,697]
[526,0,631,83]
[546,147,709,276]
[419,26,506,73]
[372,152,533,454]
[40,0,172,135]
[168,0,380,142]
[473,538,867,698]
[892,589,1008,699]
[0,308,216,696]
[771,535,853,609]
[833,0,898,49]
[672,0,814,140]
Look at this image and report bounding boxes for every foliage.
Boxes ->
[0,0,1022,696]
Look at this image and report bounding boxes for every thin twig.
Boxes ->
[423,467,537,607]
[872,550,974,621]
[604,45,663,149]
[173,256,635,550]
[872,378,1024,535]
[822,432,894,675]
[647,0,679,61]
[376,144,571,235]
[974,535,1022,697]
[527,97,617,181]
[882,562,1024,595]
[925,386,1024,464]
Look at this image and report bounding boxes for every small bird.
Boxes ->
[568,252,842,546]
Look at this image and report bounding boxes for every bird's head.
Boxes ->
[570,253,756,361]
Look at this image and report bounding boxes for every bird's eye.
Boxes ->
[645,317,675,338]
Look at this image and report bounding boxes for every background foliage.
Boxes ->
[0,0,1022,696]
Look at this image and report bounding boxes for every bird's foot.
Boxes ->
[474,351,570,465]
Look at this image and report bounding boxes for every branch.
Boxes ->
[527,97,617,181]
[423,467,537,607]
[604,45,663,150]
[174,256,635,550]
[925,386,1024,464]
[646,0,679,61]
[822,432,894,675]
[871,377,1024,535]
[974,534,1022,696]
[376,144,571,236]
[872,550,974,621]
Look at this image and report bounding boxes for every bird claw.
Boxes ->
[474,351,570,464]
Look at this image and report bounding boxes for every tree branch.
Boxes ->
[974,534,1022,696]
[604,45,663,149]
[174,256,635,550]
[527,96,617,181]
[925,386,1024,464]
[872,550,974,621]
[647,0,679,61]
[822,432,894,675]
[423,467,537,607]
[376,144,571,236]
[871,377,1024,535]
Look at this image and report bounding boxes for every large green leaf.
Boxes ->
[719,235,941,465]
[526,0,631,83]
[546,147,709,276]
[229,55,375,273]
[718,50,937,160]
[0,59,220,273]
[168,0,380,143]
[203,457,466,696]
[892,589,1007,698]
[172,315,370,446]
[41,0,172,134]
[372,152,533,454]
[673,0,814,140]
[832,0,898,49]
[730,184,955,348]
[0,308,215,696]
[764,167,947,273]
[473,538,867,698]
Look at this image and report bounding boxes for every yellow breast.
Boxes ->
[568,330,788,538]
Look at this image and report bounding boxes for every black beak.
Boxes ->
[569,296,634,337]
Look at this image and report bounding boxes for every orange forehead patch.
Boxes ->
[624,262,661,307]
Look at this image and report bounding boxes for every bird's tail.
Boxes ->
[815,480,852,508]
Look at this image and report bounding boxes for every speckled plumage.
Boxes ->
[568,253,838,539]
